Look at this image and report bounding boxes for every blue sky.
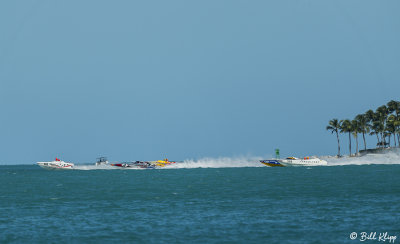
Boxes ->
[0,1,399,164]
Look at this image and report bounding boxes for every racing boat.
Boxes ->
[110,159,176,169]
[95,157,109,166]
[149,159,176,168]
[37,158,74,170]
[261,157,327,167]
[111,161,155,169]
[260,159,285,167]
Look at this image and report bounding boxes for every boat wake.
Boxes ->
[323,152,400,166]
[170,153,400,169]
[71,152,400,170]
[74,164,120,170]
[168,156,264,169]
[73,156,264,170]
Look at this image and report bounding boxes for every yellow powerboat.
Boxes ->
[150,159,176,168]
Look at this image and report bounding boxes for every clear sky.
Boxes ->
[0,1,399,164]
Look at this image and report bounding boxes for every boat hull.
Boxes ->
[111,159,176,169]
[279,159,327,167]
[260,160,284,167]
[149,160,176,168]
[260,158,328,167]
[37,161,74,170]
[111,161,155,169]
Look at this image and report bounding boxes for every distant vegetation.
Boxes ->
[326,100,400,157]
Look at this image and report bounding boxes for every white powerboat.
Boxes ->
[280,157,328,166]
[261,157,327,167]
[37,158,74,170]
[95,157,109,166]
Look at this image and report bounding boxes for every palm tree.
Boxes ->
[376,105,389,146]
[365,109,375,122]
[340,119,353,156]
[393,115,400,147]
[351,119,361,155]
[365,109,380,145]
[370,119,383,147]
[387,100,399,115]
[326,119,341,157]
[387,114,397,147]
[355,114,369,150]
[387,100,400,146]
[327,101,400,153]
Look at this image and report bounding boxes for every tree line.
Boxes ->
[326,100,400,157]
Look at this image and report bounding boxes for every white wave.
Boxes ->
[323,152,400,166]
[167,156,264,169]
[74,164,118,170]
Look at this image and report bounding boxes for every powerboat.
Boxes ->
[37,158,74,170]
[110,159,176,169]
[260,159,285,167]
[149,159,176,168]
[261,157,327,167]
[111,161,155,169]
[95,157,109,166]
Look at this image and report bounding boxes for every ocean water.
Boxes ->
[1,157,400,243]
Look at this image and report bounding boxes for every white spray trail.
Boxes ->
[322,151,400,166]
[74,156,265,170]
[72,152,400,170]
[167,156,265,169]
[74,164,117,170]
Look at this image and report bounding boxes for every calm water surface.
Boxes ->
[0,165,399,243]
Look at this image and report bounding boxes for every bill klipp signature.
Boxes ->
[350,232,397,243]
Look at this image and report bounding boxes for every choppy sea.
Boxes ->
[1,154,399,243]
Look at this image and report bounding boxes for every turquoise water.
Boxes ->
[1,165,399,243]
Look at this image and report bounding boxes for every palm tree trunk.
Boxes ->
[376,134,380,148]
[398,132,400,147]
[396,132,399,147]
[397,132,399,147]
[348,132,352,156]
[336,131,341,157]
[382,132,386,147]
[394,133,397,147]
[362,132,367,150]
[355,135,359,156]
